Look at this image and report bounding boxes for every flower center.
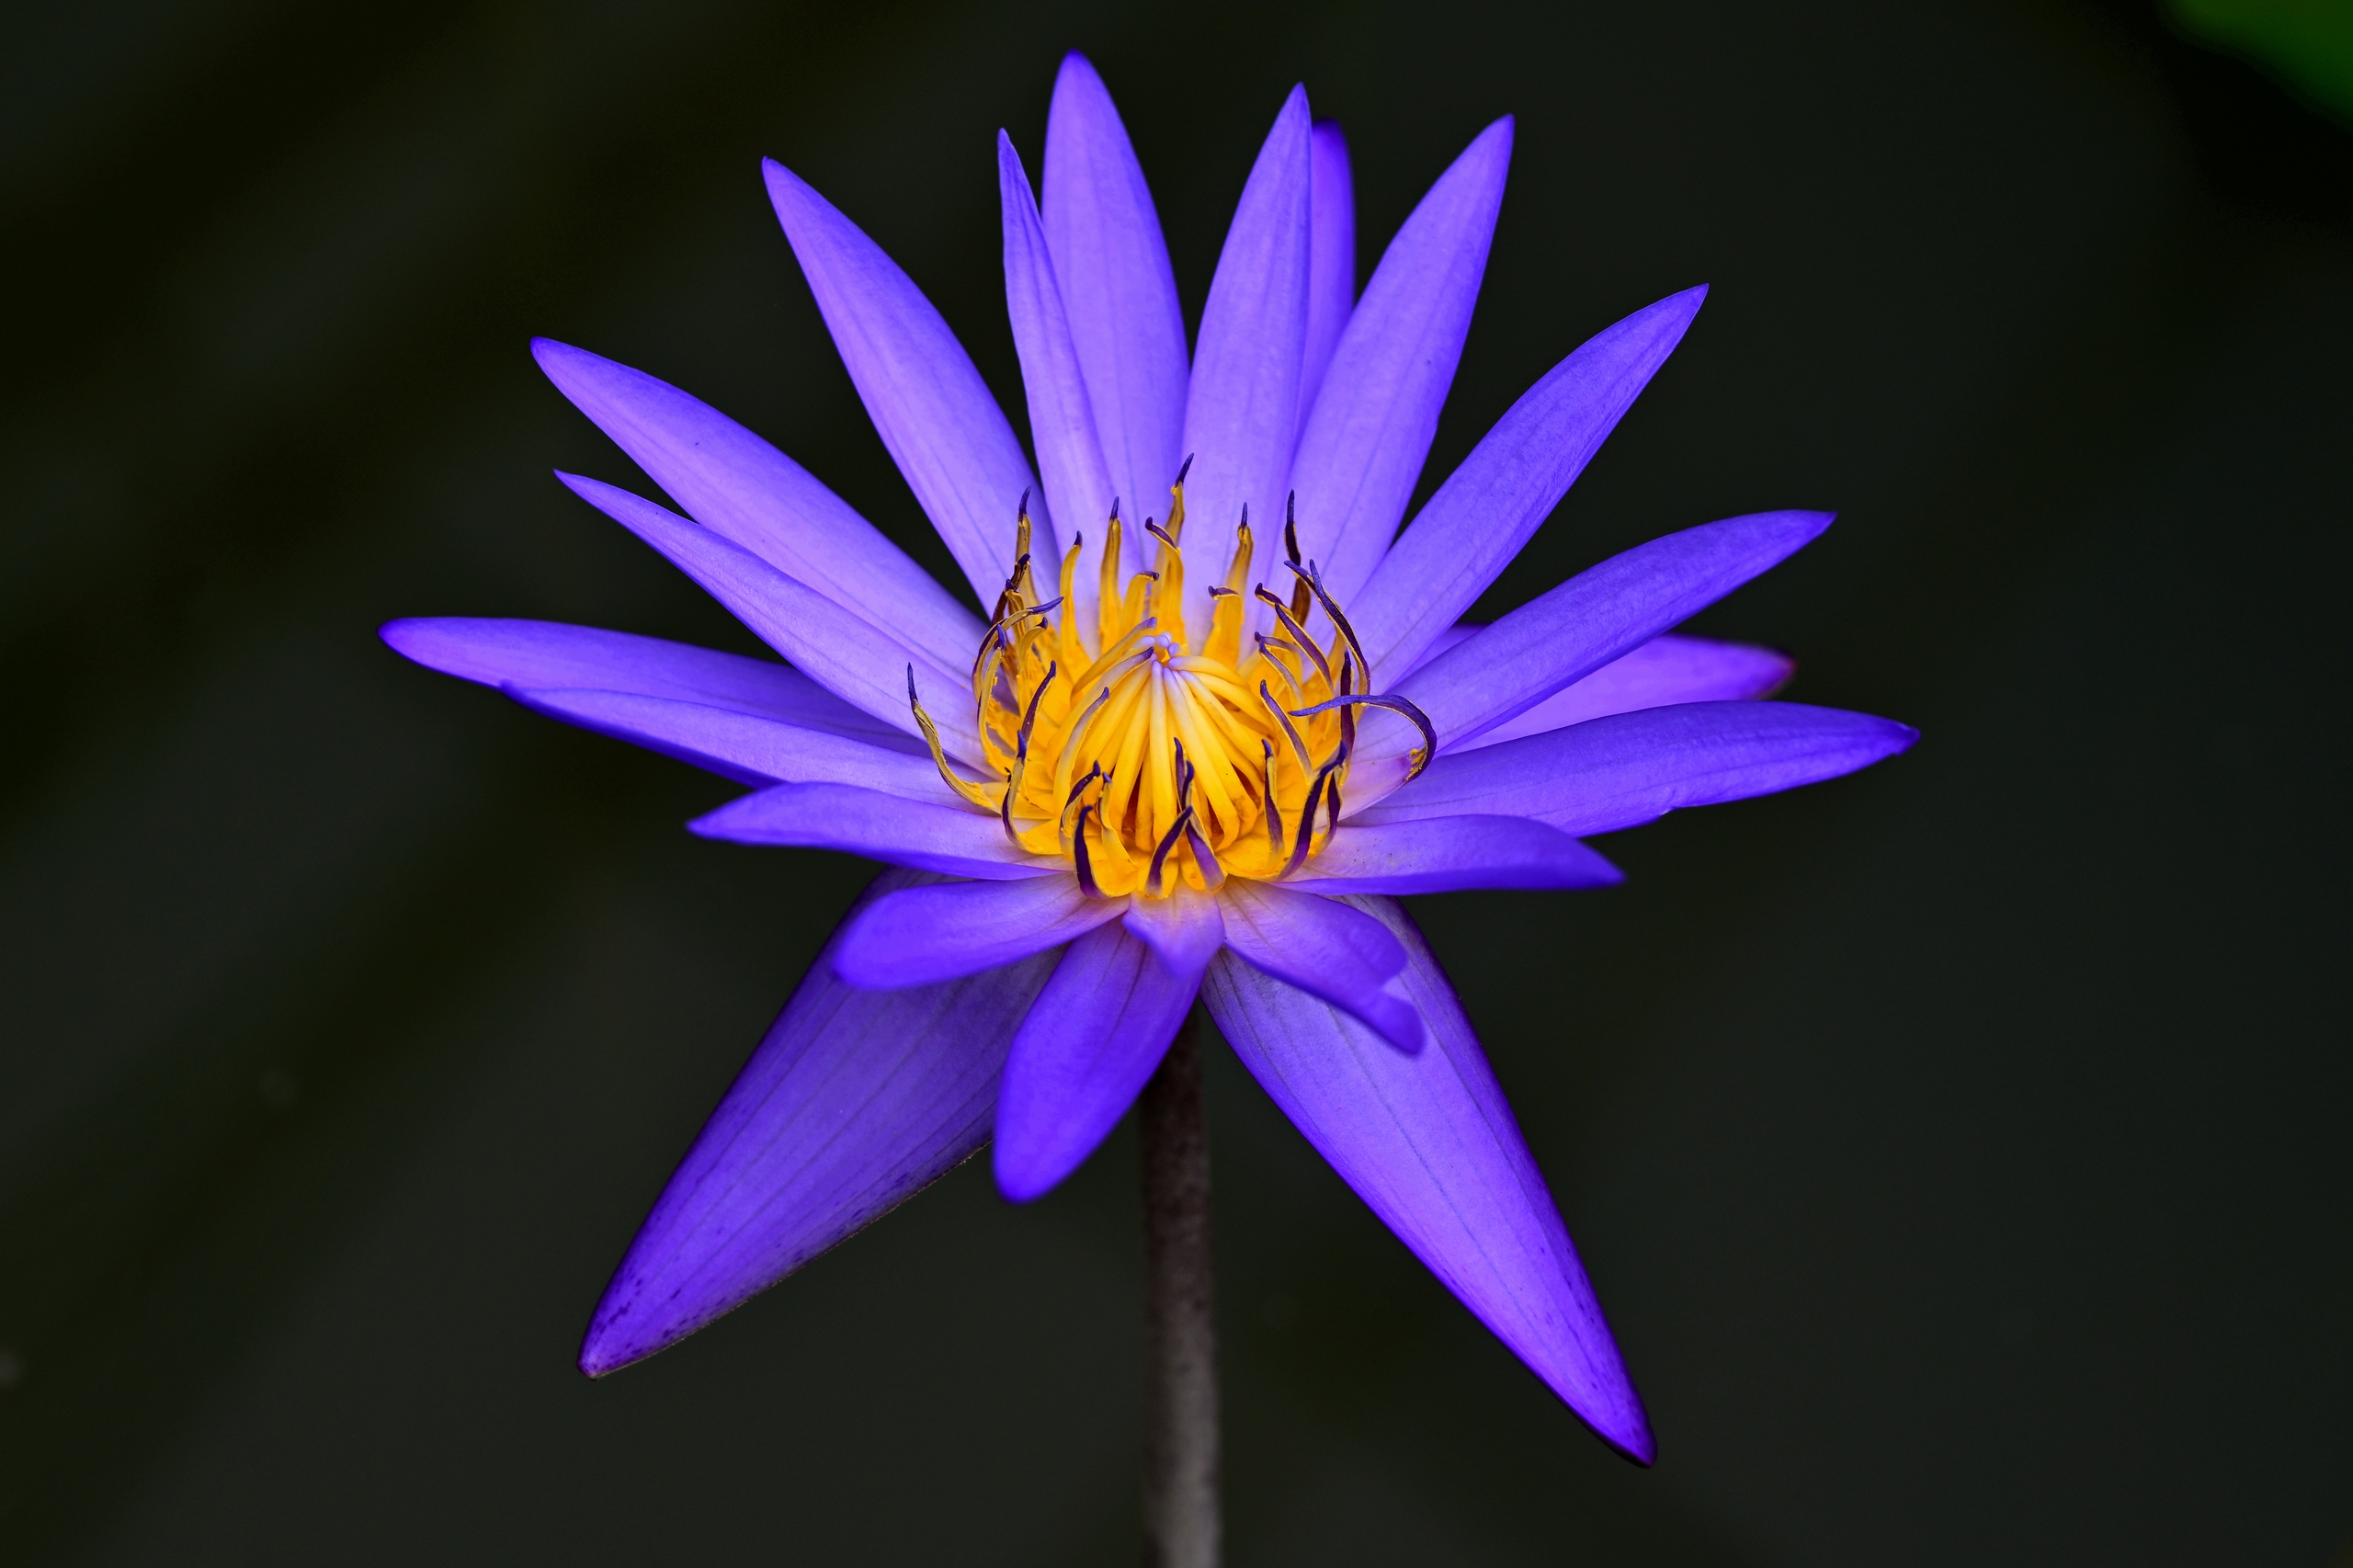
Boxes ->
[909,466,1432,899]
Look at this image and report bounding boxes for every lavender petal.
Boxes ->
[765,159,1049,604]
[1352,510,1831,804]
[1178,84,1313,641]
[690,782,1061,881]
[993,919,1203,1202]
[506,687,953,798]
[999,131,1120,628]
[1299,119,1356,427]
[1357,700,1917,835]
[379,617,914,747]
[1460,633,1795,749]
[832,874,1125,989]
[1290,118,1513,608]
[530,339,981,671]
[1042,53,1188,553]
[1353,287,1709,681]
[556,473,982,766]
[1200,896,1654,1460]
[1215,881,1420,1051]
[1283,815,1623,896]
[580,869,1058,1376]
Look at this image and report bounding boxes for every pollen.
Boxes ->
[909,465,1434,898]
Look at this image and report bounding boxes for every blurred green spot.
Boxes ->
[2166,0,2353,124]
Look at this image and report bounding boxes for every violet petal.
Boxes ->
[1290,118,1513,607]
[1352,287,1708,680]
[1178,84,1313,641]
[1299,119,1356,428]
[580,869,1058,1376]
[999,131,1119,631]
[832,874,1126,989]
[1351,510,1832,805]
[1358,699,1918,835]
[506,687,957,799]
[1460,633,1795,749]
[765,159,1049,604]
[1199,895,1653,1460]
[1283,815,1622,896]
[1120,884,1228,978]
[994,918,1204,1202]
[1042,52,1188,557]
[529,339,981,672]
[690,782,1060,880]
[556,473,982,766]
[378,617,914,748]
[1215,881,1420,1051]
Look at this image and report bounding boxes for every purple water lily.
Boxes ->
[384,54,1912,1467]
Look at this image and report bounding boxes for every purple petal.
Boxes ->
[1121,884,1228,978]
[506,687,952,797]
[1352,510,1832,803]
[1284,815,1622,896]
[379,617,913,748]
[1215,881,1420,1051]
[556,473,982,766]
[1042,53,1188,548]
[1179,84,1313,642]
[993,919,1203,1202]
[1461,632,1794,750]
[1298,119,1356,427]
[999,131,1120,623]
[1290,118,1513,608]
[1353,287,1709,681]
[529,340,981,673]
[832,874,1125,989]
[580,869,1058,1376]
[765,159,1048,604]
[1358,700,1917,836]
[1199,895,1653,1460]
[690,782,1058,881]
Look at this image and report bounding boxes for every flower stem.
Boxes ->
[1140,1013,1220,1568]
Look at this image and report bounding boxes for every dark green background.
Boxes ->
[2,0,2347,1562]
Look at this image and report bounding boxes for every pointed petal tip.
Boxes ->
[991,1142,1062,1204]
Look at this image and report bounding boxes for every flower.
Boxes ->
[382,53,1914,1463]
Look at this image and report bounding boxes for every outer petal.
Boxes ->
[1215,881,1419,1051]
[765,159,1048,604]
[1461,633,1794,749]
[1199,895,1653,1460]
[832,874,1127,989]
[556,473,981,766]
[1282,816,1622,896]
[1042,52,1188,549]
[993,918,1204,1202]
[690,782,1060,881]
[378,618,912,747]
[1178,84,1313,642]
[529,340,981,672]
[1357,700,1918,835]
[507,688,953,799]
[1353,287,1709,681]
[1000,131,1119,633]
[580,869,1058,1376]
[1289,117,1513,606]
[1351,510,1832,805]
[1299,119,1356,426]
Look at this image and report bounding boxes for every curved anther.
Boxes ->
[1072,804,1105,898]
[1283,690,1439,781]
[1147,805,1196,897]
[1281,558,1369,683]
[1185,816,1226,892]
[1258,680,1313,771]
[1280,744,1348,879]
[1253,586,1331,682]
